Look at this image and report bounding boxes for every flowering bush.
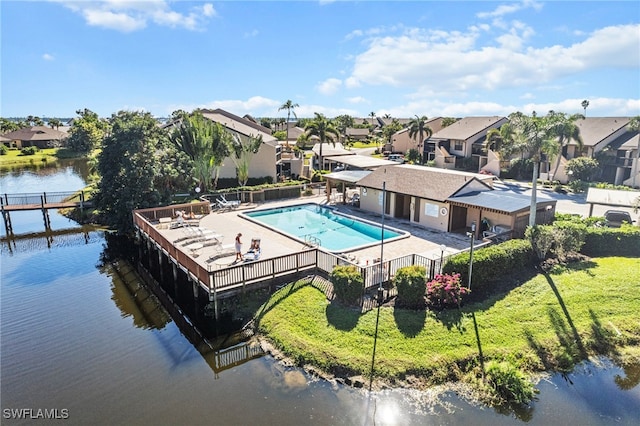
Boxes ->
[426,273,469,308]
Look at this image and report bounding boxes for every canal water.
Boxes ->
[1,162,639,425]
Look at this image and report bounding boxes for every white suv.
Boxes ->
[388,154,405,163]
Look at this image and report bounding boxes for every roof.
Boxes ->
[570,117,631,147]
[586,188,640,207]
[1,126,68,141]
[312,142,353,157]
[356,164,494,201]
[200,109,277,145]
[324,170,372,183]
[448,190,555,214]
[325,155,398,170]
[430,116,507,141]
[345,128,370,137]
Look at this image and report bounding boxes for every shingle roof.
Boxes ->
[200,109,277,145]
[356,164,494,201]
[1,126,68,141]
[325,155,398,170]
[430,116,507,141]
[570,117,631,147]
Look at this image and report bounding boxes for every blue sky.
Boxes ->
[2,1,639,120]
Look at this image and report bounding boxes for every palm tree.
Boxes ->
[168,111,231,192]
[278,100,299,150]
[581,100,590,117]
[483,122,521,163]
[369,111,376,129]
[227,132,263,187]
[304,113,339,171]
[508,112,559,227]
[547,112,584,180]
[408,115,432,163]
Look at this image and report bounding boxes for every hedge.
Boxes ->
[442,239,536,296]
[330,265,364,305]
[581,226,640,257]
[393,265,427,308]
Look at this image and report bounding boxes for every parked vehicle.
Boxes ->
[388,154,405,163]
[604,210,634,228]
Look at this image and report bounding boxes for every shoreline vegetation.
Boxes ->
[255,257,640,405]
[0,147,88,171]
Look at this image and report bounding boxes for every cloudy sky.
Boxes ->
[2,0,639,119]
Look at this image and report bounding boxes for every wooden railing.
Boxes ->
[134,205,456,297]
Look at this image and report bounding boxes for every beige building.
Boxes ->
[356,165,555,239]
[388,117,446,154]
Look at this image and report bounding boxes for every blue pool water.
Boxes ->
[243,203,406,252]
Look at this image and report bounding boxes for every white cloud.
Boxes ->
[58,0,215,32]
[42,53,55,61]
[317,78,342,95]
[344,23,640,95]
[476,0,543,19]
[346,96,367,104]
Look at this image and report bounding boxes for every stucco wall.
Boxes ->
[218,143,277,181]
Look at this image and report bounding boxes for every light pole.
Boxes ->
[466,222,476,291]
[439,244,446,274]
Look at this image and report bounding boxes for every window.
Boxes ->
[454,141,463,151]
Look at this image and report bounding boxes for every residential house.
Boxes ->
[388,117,447,154]
[544,117,633,185]
[356,165,555,239]
[0,126,68,149]
[427,116,508,174]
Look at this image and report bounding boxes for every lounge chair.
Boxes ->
[217,194,241,209]
[243,238,261,261]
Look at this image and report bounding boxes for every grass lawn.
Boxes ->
[257,257,640,388]
[0,148,86,170]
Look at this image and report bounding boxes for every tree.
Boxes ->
[508,111,560,227]
[547,112,584,180]
[0,118,21,133]
[278,100,299,150]
[581,100,589,117]
[168,111,231,192]
[381,118,403,151]
[95,111,173,234]
[441,117,457,127]
[67,108,106,153]
[48,118,62,130]
[565,157,599,182]
[408,115,432,163]
[369,111,376,129]
[304,113,339,171]
[334,114,355,141]
[227,131,263,187]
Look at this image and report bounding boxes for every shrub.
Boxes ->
[565,157,599,182]
[20,146,38,156]
[442,239,536,298]
[567,179,589,193]
[426,273,469,308]
[582,225,640,257]
[330,265,363,305]
[484,360,535,404]
[0,145,7,155]
[526,223,586,261]
[393,265,426,308]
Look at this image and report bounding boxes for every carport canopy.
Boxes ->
[586,188,640,216]
[325,155,398,170]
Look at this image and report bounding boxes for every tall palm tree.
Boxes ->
[369,111,376,129]
[581,100,589,117]
[508,112,559,227]
[278,100,299,150]
[304,113,339,171]
[547,112,584,180]
[408,115,432,163]
[483,122,522,163]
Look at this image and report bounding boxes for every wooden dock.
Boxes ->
[1,191,91,235]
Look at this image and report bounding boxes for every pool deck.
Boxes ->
[155,194,474,271]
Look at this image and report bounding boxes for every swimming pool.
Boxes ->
[242,203,408,252]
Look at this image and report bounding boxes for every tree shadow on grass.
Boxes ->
[432,307,466,333]
[325,301,361,331]
[254,277,314,323]
[392,307,427,337]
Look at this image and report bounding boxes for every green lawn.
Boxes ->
[257,257,640,386]
[0,147,86,170]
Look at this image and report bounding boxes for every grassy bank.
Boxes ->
[257,257,640,391]
[0,148,87,171]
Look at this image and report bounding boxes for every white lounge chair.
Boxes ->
[217,194,241,209]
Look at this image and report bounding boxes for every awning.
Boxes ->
[448,190,555,214]
[586,188,640,207]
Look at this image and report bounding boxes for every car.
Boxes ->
[388,154,405,163]
[604,210,634,228]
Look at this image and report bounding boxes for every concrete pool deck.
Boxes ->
[156,194,475,271]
